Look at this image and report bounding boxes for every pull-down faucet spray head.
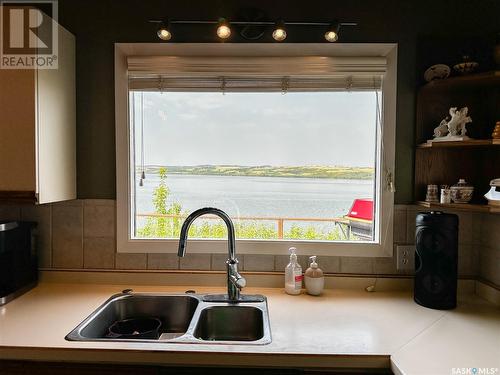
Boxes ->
[177,207,245,302]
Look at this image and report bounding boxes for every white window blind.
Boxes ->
[127,56,386,92]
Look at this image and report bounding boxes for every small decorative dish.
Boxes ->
[424,64,451,82]
[453,56,479,75]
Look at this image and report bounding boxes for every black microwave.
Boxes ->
[0,221,37,305]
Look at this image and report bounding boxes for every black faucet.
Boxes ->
[178,207,246,302]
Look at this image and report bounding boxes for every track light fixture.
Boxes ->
[216,18,231,39]
[149,18,357,42]
[272,20,287,42]
[156,22,172,41]
[324,22,340,42]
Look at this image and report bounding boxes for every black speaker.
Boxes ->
[414,211,458,310]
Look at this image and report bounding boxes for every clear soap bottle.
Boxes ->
[285,247,303,295]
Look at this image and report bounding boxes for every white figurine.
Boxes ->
[431,107,472,142]
[447,107,472,136]
[433,118,449,138]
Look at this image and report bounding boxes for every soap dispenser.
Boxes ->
[285,247,303,295]
[305,256,324,296]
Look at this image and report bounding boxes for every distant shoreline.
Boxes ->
[140,165,374,180]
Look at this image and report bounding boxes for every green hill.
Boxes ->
[142,165,374,180]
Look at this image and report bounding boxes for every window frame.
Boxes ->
[115,43,397,257]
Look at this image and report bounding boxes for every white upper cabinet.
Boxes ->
[0,24,76,204]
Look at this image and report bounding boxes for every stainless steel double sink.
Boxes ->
[66,291,271,345]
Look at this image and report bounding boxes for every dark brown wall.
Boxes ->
[57,0,500,202]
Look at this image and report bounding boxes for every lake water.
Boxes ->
[134,174,374,232]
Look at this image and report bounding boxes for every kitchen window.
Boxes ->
[115,44,397,256]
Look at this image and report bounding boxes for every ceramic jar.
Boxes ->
[425,184,439,203]
[440,186,452,204]
[450,179,474,203]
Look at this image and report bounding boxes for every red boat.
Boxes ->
[333,198,374,240]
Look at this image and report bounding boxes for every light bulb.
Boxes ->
[216,19,231,39]
[272,27,287,42]
[324,30,338,42]
[157,24,172,41]
[325,23,340,42]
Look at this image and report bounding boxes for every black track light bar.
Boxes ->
[148,19,357,27]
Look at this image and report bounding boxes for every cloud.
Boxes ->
[178,113,198,121]
[138,91,377,167]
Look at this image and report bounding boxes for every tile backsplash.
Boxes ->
[0,200,496,285]
[478,214,500,286]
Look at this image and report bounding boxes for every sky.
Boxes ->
[132,91,378,168]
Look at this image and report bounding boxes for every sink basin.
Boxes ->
[66,294,199,341]
[66,292,271,345]
[194,306,264,341]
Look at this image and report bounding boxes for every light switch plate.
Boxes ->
[396,245,416,271]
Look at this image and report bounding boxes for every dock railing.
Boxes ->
[136,213,341,239]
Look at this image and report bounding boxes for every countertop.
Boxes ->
[0,282,498,374]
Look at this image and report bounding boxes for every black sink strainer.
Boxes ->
[106,317,162,339]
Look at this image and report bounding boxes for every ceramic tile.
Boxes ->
[471,213,482,245]
[480,214,500,249]
[147,253,179,270]
[316,256,341,273]
[393,206,407,243]
[83,202,115,237]
[21,204,52,268]
[84,237,115,269]
[83,199,115,207]
[242,254,275,272]
[52,204,83,268]
[471,245,480,277]
[210,253,244,271]
[52,238,83,268]
[394,204,409,210]
[479,247,500,286]
[456,212,473,245]
[405,207,419,244]
[458,244,473,276]
[115,253,147,270]
[373,256,398,275]
[52,199,83,207]
[179,254,211,270]
[340,256,374,274]
[274,254,338,273]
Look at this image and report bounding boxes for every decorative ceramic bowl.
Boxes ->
[450,179,474,203]
[424,64,451,82]
[453,61,479,75]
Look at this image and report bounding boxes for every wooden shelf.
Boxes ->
[414,63,500,211]
[417,139,500,149]
[416,201,500,214]
[420,70,500,91]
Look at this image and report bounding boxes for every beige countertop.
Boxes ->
[0,282,498,374]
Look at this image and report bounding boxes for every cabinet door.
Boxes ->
[36,25,76,203]
[0,69,36,193]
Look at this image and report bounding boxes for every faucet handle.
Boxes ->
[232,275,246,289]
[227,259,246,290]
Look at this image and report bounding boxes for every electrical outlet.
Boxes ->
[396,245,416,271]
